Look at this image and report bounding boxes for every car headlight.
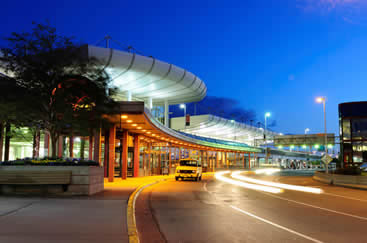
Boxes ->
[192,170,196,173]
[176,170,180,173]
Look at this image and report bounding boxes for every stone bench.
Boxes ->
[0,166,104,195]
[0,171,72,185]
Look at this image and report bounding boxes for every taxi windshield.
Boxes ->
[180,160,198,167]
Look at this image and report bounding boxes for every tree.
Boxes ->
[0,22,115,157]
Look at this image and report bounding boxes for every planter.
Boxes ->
[0,166,104,196]
[313,171,367,190]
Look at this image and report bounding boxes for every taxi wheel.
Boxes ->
[199,176,202,181]
[195,177,198,181]
[175,177,178,181]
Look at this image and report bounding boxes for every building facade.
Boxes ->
[339,101,367,167]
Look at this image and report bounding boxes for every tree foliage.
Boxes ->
[0,22,116,157]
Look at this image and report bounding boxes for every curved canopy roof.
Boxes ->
[171,114,280,146]
[86,45,207,105]
[105,102,261,153]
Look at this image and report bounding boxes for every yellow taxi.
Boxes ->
[175,158,202,181]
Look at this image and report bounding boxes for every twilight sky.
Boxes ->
[2,0,367,135]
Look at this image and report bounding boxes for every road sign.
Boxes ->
[321,154,333,165]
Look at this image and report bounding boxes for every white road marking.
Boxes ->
[323,192,367,203]
[264,193,367,221]
[230,205,324,243]
[203,182,210,193]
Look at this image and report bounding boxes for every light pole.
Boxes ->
[180,104,186,130]
[316,97,328,173]
[264,112,271,164]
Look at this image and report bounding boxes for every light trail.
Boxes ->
[231,171,323,194]
[254,168,281,175]
[214,171,282,194]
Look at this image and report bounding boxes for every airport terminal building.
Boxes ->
[0,45,320,181]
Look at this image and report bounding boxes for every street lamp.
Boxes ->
[264,112,271,164]
[180,104,186,130]
[305,128,310,134]
[316,96,328,173]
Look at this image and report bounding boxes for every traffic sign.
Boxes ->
[321,154,333,165]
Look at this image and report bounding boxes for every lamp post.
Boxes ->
[264,112,271,164]
[316,97,328,173]
[305,128,310,134]
[180,104,186,130]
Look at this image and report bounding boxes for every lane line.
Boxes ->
[323,192,367,203]
[263,193,367,221]
[230,205,324,243]
[203,182,209,193]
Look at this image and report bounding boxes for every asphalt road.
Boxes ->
[136,172,367,243]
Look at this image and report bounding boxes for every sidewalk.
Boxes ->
[0,175,173,243]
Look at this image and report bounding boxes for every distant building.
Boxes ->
[339,101,367,167]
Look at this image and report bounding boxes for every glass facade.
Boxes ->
[339,102,367,166]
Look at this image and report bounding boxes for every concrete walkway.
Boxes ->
[0,175,172,243]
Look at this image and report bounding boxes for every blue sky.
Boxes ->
[2,0,367,135]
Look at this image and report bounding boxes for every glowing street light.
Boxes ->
[316,96,328,173]
[264,112,271,164]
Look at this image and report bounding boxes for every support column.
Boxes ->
[133,134,140,177]
[158,148,162,175]
[108,125,116,182]
[88,135,93,160]
[0,122,3,161]
[127,90,132,101]
[243,153,245,168]
[104,130,109,177]
[58,136,63,158]
[4,123,11,161]
[215,152,219,171]
[148,97,153,110]
[164,100,169,127]
[122,130,128,179]
[69,136,74,158]
[147,143,151,176]
[249,153,252,170]
[169,147,172,170]
[225,152,228,168]
[43,131,49,158]
[93,128,101,165]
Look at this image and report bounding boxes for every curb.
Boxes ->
[127,179,165,243]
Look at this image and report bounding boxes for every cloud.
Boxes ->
[298,0,366,24]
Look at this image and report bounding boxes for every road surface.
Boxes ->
[135,172,367,243]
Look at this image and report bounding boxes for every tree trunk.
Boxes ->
[0,122,4,161]
[49,131,58,158]
[80,137,85,159]
[32,128,40,158]
[4,123,11,161]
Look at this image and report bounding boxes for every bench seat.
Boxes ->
[0,171,72,185]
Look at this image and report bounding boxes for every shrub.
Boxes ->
[0,157,99,166]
